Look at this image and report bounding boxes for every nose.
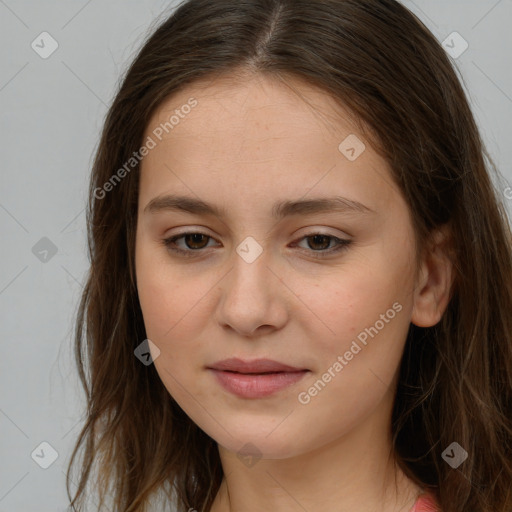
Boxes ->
[214,243,289,337]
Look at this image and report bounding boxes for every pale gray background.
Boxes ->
[0,1,511,511]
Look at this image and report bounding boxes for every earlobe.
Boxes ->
[411,225,455,328]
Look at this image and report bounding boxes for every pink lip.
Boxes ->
[207,358,309,398]
[208,357,305,373]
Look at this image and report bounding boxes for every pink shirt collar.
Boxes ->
[409,492,439,512]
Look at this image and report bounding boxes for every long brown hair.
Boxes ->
[66,0,512,510]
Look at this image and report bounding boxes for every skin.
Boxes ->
[135,70,454,512]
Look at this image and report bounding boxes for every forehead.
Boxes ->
[146,71,360,147]
[139,72,402,219]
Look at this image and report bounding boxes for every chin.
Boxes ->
[210,422,305,460]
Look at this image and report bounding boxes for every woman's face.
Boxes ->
[135,73,423,459]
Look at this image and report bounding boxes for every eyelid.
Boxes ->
[294,225,351,239]
[164,225,350,240]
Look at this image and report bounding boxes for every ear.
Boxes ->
[411,224,455,328]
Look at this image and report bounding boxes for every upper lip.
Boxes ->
[208,358,307,374]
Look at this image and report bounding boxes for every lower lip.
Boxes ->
[209,369,309,398]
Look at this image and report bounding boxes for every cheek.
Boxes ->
[135,250,211,402]
[305,267,402,337]
[135,240,208,344]
[289,270,410,441]
[137,274,214,353]
[300,259,413,380]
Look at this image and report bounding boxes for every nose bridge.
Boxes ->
[230,234,274,296]
[216,234,288,334]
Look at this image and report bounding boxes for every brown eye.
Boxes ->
[292,233,352,259]
[305,234,332,251]
[161,232,219,257]
[182,233,210,250]
[161,231,351,259]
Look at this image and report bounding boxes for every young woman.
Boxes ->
[66,1,512,511]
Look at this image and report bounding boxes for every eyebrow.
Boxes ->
[143,194,375,218]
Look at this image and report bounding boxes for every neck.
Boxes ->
[209,386,423,512]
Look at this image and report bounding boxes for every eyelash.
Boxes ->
[160,232,352,259]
